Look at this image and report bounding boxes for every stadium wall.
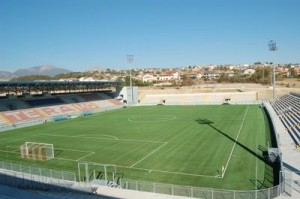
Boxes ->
[140,92,258,105]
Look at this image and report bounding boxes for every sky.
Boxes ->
[0,0,300,72]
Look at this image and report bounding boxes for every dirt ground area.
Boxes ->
[138,80,300,101]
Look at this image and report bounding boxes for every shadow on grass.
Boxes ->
[195,118,271,166]
[196,118,279,189]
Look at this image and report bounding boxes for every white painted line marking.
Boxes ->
[76,152,95,161]
[118,165,221,178]
[76,134,118,140]
[40,134,164,144]
[221,106,249,178]
[130,142,168,168]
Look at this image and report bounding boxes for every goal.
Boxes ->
[20,142,54,161]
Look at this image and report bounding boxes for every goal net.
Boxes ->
[20,142,54,161]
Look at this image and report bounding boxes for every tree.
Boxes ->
[124,76,153,87]
[289,68,296,78]
[181,74,194,86]
[217,73,227,83]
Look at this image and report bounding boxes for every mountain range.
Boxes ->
[0,65,72,80]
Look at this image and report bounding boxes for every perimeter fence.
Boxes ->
[0,160,298,198]
[0,161,76,181]
[0,161,92,193]
[280,170,300,197]
[120,179,282,199]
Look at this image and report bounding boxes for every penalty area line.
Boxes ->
[130,142,168,168]
[76,151,95,161]
[76,134,119,140]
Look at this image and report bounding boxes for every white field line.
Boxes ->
[4,145,20,152]
[221,106,249,178]
[55,147,95,161]
[51,158,220,178]
[76,152,95,161]
[0,135,38,145]
[0,149,20,154]
[130,142,168,168]
[117,138,165,144]
[39,154,220,179]
[76,134,118,140]
[1,146,93,154]
[55,147,94,153]
[54,157,78,162]
[40,134,164,144]
[118,165,221,178]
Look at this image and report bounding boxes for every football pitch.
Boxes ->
[0,105,276,190]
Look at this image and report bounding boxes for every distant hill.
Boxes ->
[0,71,13,77]
[13,65,71,77]
[0,71,17,81]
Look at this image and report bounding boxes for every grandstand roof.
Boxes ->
[0,81,124,95]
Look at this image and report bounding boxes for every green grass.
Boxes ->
[0,105,276,190]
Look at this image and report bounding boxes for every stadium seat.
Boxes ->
[270,93,300,147]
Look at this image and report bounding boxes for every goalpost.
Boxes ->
[20,142,54,161]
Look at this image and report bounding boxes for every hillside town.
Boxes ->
[2,63,300,87]
[63,63,300,86]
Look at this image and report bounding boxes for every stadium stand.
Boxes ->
[270,93,300,148]
[80,93,103,101]
[0,92,123,127]
[0,99,29,111]
[25,97,64,107]
[58,94,85,103]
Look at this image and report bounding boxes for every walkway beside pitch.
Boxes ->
[96,186,190,199]
[279,131,300,198]
[265,102,300,198]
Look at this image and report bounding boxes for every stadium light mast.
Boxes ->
[268,40,277,100]
[127,55,134,104]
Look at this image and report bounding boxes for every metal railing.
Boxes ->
[0,160,296,198]
[0,161,76,182]
[120,179,282,199]
[0,161,92,193]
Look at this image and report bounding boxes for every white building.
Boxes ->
[243,69,256,76]
[142,74,155,83]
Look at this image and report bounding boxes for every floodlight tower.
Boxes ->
[268,40,277,100]
[127,55,134,103]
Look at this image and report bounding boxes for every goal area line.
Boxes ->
[119,165,222,179]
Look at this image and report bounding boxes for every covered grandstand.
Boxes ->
[0,81,123,96]
[0,81,124,128]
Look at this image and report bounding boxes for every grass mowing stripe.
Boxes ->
[0,105,276,189]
